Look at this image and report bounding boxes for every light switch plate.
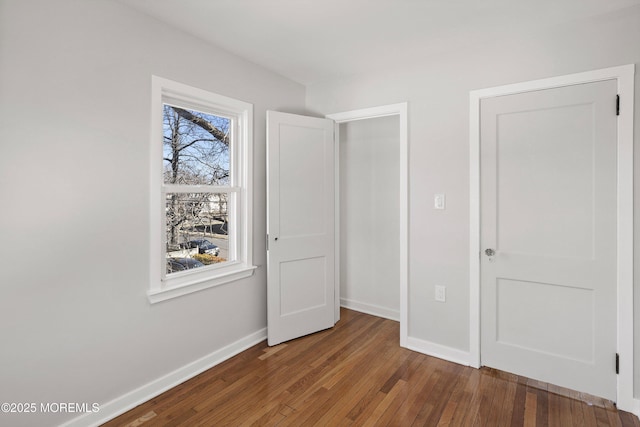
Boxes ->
[435,285,446,302]
[434,194,445,210]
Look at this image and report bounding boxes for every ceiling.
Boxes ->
[116,0,640,85]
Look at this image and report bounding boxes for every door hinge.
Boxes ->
[616,95,620,116]
[266,234,269,251]
[616,353,619,374]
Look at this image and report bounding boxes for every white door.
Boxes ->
[480,80,618,400]
[266,111,336,346]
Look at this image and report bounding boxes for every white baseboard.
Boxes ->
[340,298,400,321]
[61,328,267,427]
[406,336,471,367]
[632,398,640,419]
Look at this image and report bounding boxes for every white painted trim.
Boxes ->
[406,337,472,367]
[334,123,342,324]
[341,298,400,322]
[633,398,640,419]
[327,103,406,123]
[627,398,640,418]
[148,264,257,304]
[327,103,409,348]
[615,65,635,412]
[469,64,635,410]
[398,104,409,349]
[61,328,267,427]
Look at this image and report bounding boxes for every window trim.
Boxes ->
[149,76,255,304]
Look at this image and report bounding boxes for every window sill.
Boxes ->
[148,264,257,304]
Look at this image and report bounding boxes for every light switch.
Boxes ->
[435,285,446,302]
[434,194,445,210]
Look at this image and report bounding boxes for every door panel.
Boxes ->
[480,80,617,400]
[495,102,595,259]
[280,257,327,315]
[267,111,335,346]
[278,125,327,238]
[496,278,594,362]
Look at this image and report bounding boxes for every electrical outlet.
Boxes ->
[434,193,445,210]
[435,285,446,302]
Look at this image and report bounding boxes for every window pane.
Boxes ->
[163,105,231,186]
[165,192,231,275]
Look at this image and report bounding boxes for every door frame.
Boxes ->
[327,103,409,347]
[469,64,635,409]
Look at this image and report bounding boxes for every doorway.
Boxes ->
[328,103,409,346]
[338,115,400,321]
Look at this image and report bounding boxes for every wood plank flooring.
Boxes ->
[103,309,639,426]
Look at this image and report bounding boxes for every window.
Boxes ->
[149,76,255,303]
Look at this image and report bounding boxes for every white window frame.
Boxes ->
[149,76,255,303]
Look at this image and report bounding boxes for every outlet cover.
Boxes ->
[435,285,446,302]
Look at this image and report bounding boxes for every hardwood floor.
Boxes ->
[104,309,639,426]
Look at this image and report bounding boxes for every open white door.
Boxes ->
[267,111,336,346]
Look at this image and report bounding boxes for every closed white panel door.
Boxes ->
[267,111,335,346]
[480,80,618,400]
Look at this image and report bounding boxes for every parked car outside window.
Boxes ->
[166,257,205,274]
[182,239,220,256]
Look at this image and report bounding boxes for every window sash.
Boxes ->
[162,190,240,281]
[161,103,235,188]
[162,185,240,194]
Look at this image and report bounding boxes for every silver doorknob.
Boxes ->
[485,248,495,256]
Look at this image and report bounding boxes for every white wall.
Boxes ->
[0,1,305,426]
[339,117,400,320]
[307,5,640,397]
